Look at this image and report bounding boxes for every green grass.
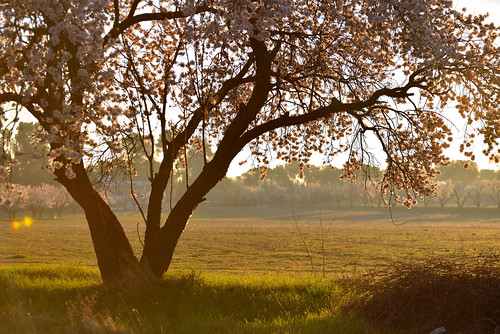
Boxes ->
[0,265,387,333]
[3,258,500,333]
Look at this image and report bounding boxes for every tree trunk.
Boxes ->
[52,37,273,283]
[55,163,139,284]
[140,139,246,277]
[140,163,222,277]
[141,198,196,277]
[82,194,139,283]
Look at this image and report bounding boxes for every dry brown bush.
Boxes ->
[349,254,500,333]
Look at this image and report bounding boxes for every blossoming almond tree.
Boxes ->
[0,0,499,283]
[0,183,25,219]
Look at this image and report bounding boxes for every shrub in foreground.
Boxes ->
[351,255,500,333]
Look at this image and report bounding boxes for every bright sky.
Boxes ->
[448,0,500,171]
[456,0,500,20]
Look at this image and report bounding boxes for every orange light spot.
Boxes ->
[11,221,21,231]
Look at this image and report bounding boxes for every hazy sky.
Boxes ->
[457,0,500,21]
[447,0,500,171]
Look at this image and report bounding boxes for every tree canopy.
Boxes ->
[0,0,499,283]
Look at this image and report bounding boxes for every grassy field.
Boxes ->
[2,206,500,275]
[1,206,500,333]
[0,265,390,334]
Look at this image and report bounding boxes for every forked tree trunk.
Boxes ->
[140,157,229,277]
[52,38,273,283]
[55,158,225,283]
[54,141,247,283]
[138,49,273,277]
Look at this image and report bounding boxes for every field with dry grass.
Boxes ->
[2,206,500,276]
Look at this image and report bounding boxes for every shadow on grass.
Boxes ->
[3,257,500,334]
[0,265,384,334]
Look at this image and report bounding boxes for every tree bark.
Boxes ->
[82,194,139,283]
[55,163,139,284]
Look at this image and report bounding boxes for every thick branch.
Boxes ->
[240,70,428,145]
[104,4,217,45]
[152,54,255,191]
[0,93,43,121]
[140,41,274,271]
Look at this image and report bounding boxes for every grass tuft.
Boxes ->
[7,254,27,259]
[351,254,500,333]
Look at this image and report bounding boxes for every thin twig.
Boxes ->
[291,207,315,273]
[123,139,147,224]
[136,222,144,247]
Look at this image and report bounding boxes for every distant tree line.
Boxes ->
[0,183,75,219]
[0,182,117,219]
[2,122,499,215]
[108,158,499,211]
[1,160,499,218]
[204,160,500,210]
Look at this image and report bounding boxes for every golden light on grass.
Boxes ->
[11,217,34,230]
[23,217,33,227]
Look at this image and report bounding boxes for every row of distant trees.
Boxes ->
[0,183,119,219]
[0,183,75,219]
[206,175,500,210]
[202,161,500,210]
[108,159,499,211]
[1,162,499,218]
[2,122,499,213]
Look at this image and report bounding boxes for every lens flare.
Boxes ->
[11,221,21,230]
[23,217,33,227]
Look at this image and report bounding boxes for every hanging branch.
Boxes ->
[202,109,207,165]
